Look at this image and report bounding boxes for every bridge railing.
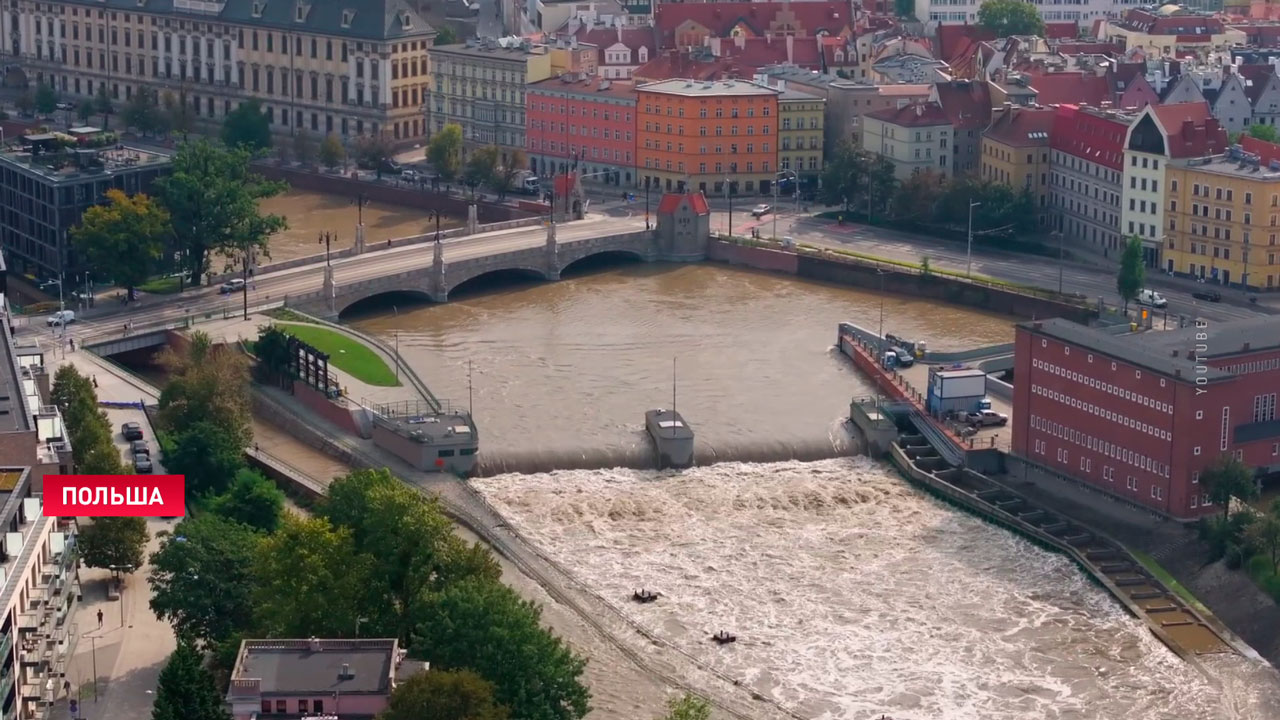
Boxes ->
[79,299,287,349]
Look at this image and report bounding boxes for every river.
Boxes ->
[346,262,1013,472]
[258,189,464,262]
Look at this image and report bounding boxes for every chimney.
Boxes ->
[308,637,321,652]
[786,35,795,64]
[340,663,352,680]
[734,34,745,50]
[1171,349,1179,357]
[915,103,923,117]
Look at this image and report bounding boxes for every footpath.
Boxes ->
[49,348,178,720]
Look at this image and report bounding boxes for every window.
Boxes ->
[1194,446,1202,456]
[298,700,309,713]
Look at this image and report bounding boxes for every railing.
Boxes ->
[908,408,965,467]
[80,298,286,349]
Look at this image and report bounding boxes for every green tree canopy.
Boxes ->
[252,515,374,638]
[412,578,591,720]
[156,331,253,448]
[123,87,164,136]
[977,0,1046,37]
[293,130,316,165]
[79,517,149,574]
[1117,235,1145,310]
[354,133,396,176]
[817,142,866,211]
[891,169,944,222]
[1203,454,1258,522]
[76,99,94,124]
[34,83,58,115]
[148,514,261,648]
[1249,123,1280,144]
[434,26,459,46]
[428,124,464,181]
[936,177,1037,235]
[164,420,248,498]
[15,90,34,116]
[93,84,114,128]
[1247,503,1280,573]
[51,365,124,474]
[319,133,346,170]
[164,89,196,139]
[464,146,499,195]
[70,189,170,300]
[221,98,272,152]
[658,694,712,720]
[152,641,231,720]
[379,669,509,720]
[207,469,285,533]
[152,140,287,284]
[492,149,528,199]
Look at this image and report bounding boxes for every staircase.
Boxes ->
[908,409,964,467]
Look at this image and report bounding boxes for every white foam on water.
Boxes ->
[474,458,1280,720]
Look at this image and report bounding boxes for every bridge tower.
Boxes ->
[545,219,560,280]
[432,238,447,301]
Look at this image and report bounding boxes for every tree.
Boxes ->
[152,641,231,720]
[292,130,316,166]
[817,142,866,211]
[658,694,711,720]
[894,0,915,18]
[15,90,34,116]
[428,124,464,181]
[79,517,148,574]
[1203,453,1258,523]
[1117,235,1145,310]
[70,189,170,300]
[380,669,509,720]
[1249,123,1279,144]
[34,83,58,115]
[152,140,288,284]
[492,149,528,199]
[464,146,499,197]
[354,133,396,177]
[163,89,196,140]
[866,154,898,221]
[220,98,272,152]
[1247,503,1280,573]
[51,365,124,474]
[413,578,591,720]
[93,84,115,129]
[318,133,346,170]
[207,469,285,533]
[891,169,944,222]
[156,331,254,446]
[322,469,500,640]
[76,99,94,125]
[164,421,248,498]
[434,26,459,46]
[253,516,374,638]
[977,0,1046,37]
[123,87,162,135]
[148,514,261,648]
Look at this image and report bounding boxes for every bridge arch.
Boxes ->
[447,266,551,298]
[337,288,436,318]
[559,249,647,276]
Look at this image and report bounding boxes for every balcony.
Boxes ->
[0,670,12,701]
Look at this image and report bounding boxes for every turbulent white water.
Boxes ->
[474,458,1280,720]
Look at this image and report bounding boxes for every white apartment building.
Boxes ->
[0,0,437,145]
[916,0,1140,25]
[862,101,952,180]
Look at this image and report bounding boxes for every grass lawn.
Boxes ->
[1130,548,1209,613]
[275,322,400,387]
[137,275,183,294]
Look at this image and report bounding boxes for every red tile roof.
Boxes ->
[1044,21,1080,39]
[712,35,823,70]
[983,106,1056,147]
[654,2,853,49]
[571,25,657,58]
[932,80,992,130]
[1240,135,1280,166]
[1025,70,1115,106]
[633,51,743,83]
[1150,101,1228,159]
[1049,104,1130,171]
[657,192,711,215]
[936,24,995,67]
[865,101,952,127]
[1116,9,1227,35]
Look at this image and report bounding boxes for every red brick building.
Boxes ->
[1012,317,1280,520]
[525,75,638,187]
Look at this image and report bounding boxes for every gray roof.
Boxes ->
[0,258,34,436]
[233,639,395,695]
[1019,318,1233,382]
[1140,315,1280,359]
[56,0,434,41]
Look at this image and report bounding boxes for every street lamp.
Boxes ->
[644,176,651,230]
[966,200,982,278]
[1053,222,1064,295]
[318,231,336,266]
[108,564,135,628]
[877,268,888,356]
[80,632,99,703]
[427,209,442,244]
[772,169,796,240]
[355,616,369,638]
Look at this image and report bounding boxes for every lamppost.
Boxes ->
[427,210,442,243]
[877,268,888,356]
[318,231,335,265]
[966,200,982,278]
[773,169,796,240]
[724,176,733,237]
[108,564,135,628]
[81,632,99,703]
[1053,222,1064,295]
[644,176,651,230]
[355,616,369,638]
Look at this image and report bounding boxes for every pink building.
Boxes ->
[526,75,638,187]
[226,638,405,720]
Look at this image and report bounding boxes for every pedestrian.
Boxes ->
[92,375,98,389]
[122,323,128,336]
[96,609,103,628]
[69,338,75,351]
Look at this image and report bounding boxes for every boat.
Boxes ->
[645,358,695,469]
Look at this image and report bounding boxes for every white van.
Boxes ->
[46,310,76,326]
[1137,289,1168,308]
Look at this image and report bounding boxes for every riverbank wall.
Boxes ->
[706,238,1095,323]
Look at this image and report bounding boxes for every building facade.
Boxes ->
[1122,102,1227,269]
[227,637,404,720]
[1100,8,1246,58]
[777,84,824,184]
[525,75,637,186]
[1012,317,1280,520]
[1,0,436,145]
[1050,104,1133,258]
[862,101,952,181]
[427,38,552,166]
[0,139,172,281]
[980,105,1053,226]
[636,78,779,196]
[913,0,1126,25]
[1164,151,1280,290]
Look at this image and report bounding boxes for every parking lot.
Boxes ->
[898,361,1015,452]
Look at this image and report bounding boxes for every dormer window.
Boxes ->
[341,10,354,28]
[400,11,411,29]
[251,2,264,18]
[295,3,304,21]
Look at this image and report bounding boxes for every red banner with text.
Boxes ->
[43,475,186,517]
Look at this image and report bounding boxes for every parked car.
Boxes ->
[963,410,1009,427]
[1137,289,1168,308]
[46,310,76,326]
[1191,289,1221,302]
[220,278,246,294]
[132,453,153,474]
[130,440,150,457]
[55,101,74,111]
[889,346,915,367]
[751,204,772,218]
[122,422,144,441]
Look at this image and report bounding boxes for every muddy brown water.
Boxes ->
[258,189,464,262]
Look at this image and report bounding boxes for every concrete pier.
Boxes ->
[645,409,694,470]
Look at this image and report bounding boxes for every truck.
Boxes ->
[513,171,540,195]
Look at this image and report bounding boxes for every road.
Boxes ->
[708,205,1274,325]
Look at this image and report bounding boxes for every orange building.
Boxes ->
[636,78,781,197]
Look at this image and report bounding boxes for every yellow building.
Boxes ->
[980,106,1054,226]
[1164,154,1280,291]
[778,85,825,185]
[3,0,437,145]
